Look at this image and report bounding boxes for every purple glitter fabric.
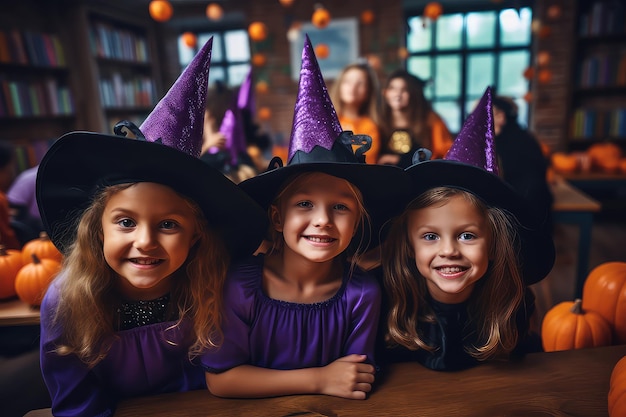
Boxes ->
[237,68,255,114]
[287,35,343,162]
[139,38,213,158]
[445,87,499,175]
[219,107,247,166]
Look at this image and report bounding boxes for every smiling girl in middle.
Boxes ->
[200,35,408,400]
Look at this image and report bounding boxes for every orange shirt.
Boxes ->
[339,115,380,164]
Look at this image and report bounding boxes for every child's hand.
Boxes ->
[317,354,375,400]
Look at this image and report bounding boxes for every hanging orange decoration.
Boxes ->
[367,54,382,71]
[538,25,552,39]
[255,80,269,94]
[206,3,224,21]
[423,2,443,21]
[523,91,533,103]
[537,51,551,66]
[182,32,197,48]
[361,10,375,25]
[248,22,268,42]
[251,53,267,67]
[522,66,535,80]
[279,0,294,6]
[258,106,272,120]
[397,47,409,60]
[149,0,173,22]
[547,5,562,20]
[312,6,331,29]
[315,43,330,59]
[538,68,552,84]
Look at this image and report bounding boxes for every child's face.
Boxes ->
[384,78,410,111]
[101,182,199,300]
[339,68,370,107]
[271,174,360,264]
[407,194,490,304]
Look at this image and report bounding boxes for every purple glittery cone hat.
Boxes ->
[239,34,409,247]
[36,38,267,259]
[237,67,255,114]
[404,86,554,284]
[219,105,247,166]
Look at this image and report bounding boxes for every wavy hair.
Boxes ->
[329,62,381,125]
[51,183,229,367]
[382,187,525,361]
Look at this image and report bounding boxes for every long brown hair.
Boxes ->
[51,183,229,367]
[382,187,525,361]
[329,62,381,125]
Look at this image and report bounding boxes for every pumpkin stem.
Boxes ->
[39,232,49,240]
[571,298,584,315]
[31,254,41,264]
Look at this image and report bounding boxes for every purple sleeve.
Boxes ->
[344,271,382,365]
[200,263,257,373]
[40,278,114,417]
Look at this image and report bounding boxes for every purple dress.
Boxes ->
[40,276,206,417]
[201,255,381,372]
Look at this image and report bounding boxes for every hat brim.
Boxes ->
[405,160,555,285]
[36,132,268,259]
[239,162,410,248]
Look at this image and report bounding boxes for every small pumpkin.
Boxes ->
[609,355,626,417]
[0,245,23,299]
[582,262,626,344]
[541,299,612,352]
[587,142,622,173]
[22,232,63,265]
[15,254,61,306]
[551,152,578,174]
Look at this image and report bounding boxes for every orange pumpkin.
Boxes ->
[551,152,578,174]
[0,245,23,299]
[609,355,626,417]
[15,254,61,306]
[619,158,626,174]
[587,142,622,173]
[582,262,626,344]
[312,7,331,29]
[541,299,612,352]
[22,232,63,264]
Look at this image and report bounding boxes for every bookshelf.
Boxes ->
[568,0,626,152]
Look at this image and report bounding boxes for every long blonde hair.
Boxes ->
[382,187,525,361]
[329,62,381,125]
[51,183,229,367]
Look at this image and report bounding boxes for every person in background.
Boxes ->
[329,61,382,164]
[492,95,553,226]
[378,69,452,168]
[7,164,42,245]
[201,36,408,400]
[0,140,20,249]
[380,87,555,371]
[38,39,267,417]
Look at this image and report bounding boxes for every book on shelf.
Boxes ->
[90,21,150,63]
[0,77,73,117]
[578,51,626,87]
[579,1,626,37]
[0,30,66,67]
[572,108,626,139]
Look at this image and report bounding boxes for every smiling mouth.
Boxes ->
[305,236,336,243]
[130,258,163,265]
[436,266,468,274]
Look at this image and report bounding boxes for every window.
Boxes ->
[178,29,250,87]
[405,5,533,133]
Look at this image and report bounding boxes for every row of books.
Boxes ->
[0,78,74,117]
[579,1,626,37]
[98,74,156,109]
[0,30,66,67]
[578,52,626,87]
[571,108,626,139]
[13,139,55,174]
[89,21,150,63]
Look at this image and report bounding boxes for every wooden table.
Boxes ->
[0,298,40,326]
[104,345,626,417]
[551,178,602,297]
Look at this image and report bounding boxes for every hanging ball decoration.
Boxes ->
[538,25,552,39]
[252,53,267,67]
[547,5,562,20]
[361,10,375,25]
[537,51,551,66]
[531,19,542,33]
[397,47,409,60]
[287,25,300,42]
[149,0,173,22]
[255,80,269,94]
[315,43,330,59]
[522,66,535,80]
[538,69,552,84]
[206,3,224,21]
[258,106,272,121]
[423,2,443,21]
[248,22,268,42]
[367,54,382,71]
[182,32,197,48]
[523,91,533,102]
[279,0,295,6]
[312,6,331,29]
